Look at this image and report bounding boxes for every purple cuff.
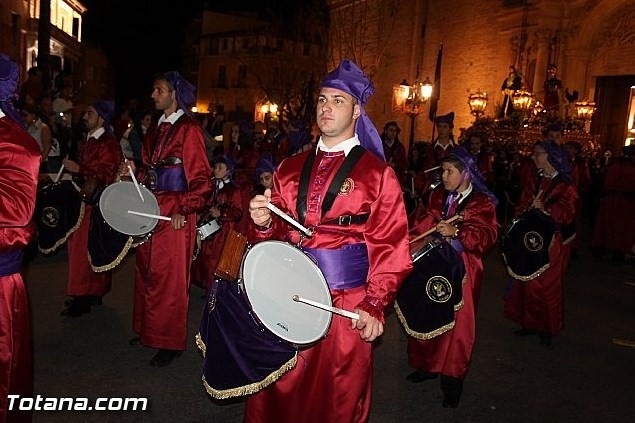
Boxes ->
[449,238,464,253]
[0,250,22,277]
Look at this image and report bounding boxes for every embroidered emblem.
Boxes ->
[147,169,158,190]
[339,178,354,196]
[42,207,60,228]
[524,231,544,252]
[426,276,452,303]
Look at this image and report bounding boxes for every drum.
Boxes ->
[196,217,221,241]
[501,208,556,281]
[88,206,133,272]
[395,239,466,340]
[99,181,160,236]
[199,240,333,399]
[35,180,84,254]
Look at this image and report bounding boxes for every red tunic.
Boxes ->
[592,157,635,253]
[66,130,121,297]
[0,116,40,423]
[134,114,212,350]
[406,188,498,379]
[243,148,412,423]
[504,174,578,334]
[191,180,243,290]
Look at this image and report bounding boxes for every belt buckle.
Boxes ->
[338,215,352,226]
[148,167,158,190]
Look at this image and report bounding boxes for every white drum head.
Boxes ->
[99,181,160,236]
[242,241,332,345]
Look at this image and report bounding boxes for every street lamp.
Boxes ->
[468,90,488,121]
[574,100,596,123]
[511,90,535,113]
[394,76,433,148]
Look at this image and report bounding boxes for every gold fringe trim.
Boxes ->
[89,236,133,272]
[502,236,554,281]
[562,233,576,245]
[195,332,206,357]
[201,354,297,400]
[453,299,464,312]
[38,202,86,254]
[394,301,455,340]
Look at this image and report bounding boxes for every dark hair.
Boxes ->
[153,73,174,91]
[440,155,466,172]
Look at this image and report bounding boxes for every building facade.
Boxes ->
[328,0,635,153]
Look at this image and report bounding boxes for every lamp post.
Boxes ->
[468,90,488,121]
[574,100,596,131]
[395,76,433,149]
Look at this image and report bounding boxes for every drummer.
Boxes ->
[246,60,412,423]
[504,140,577,346]
[406,146,498,408]
[61,100,122,317]
[0,52,41,423]
[121,71,212,367]
[191,154,242,290]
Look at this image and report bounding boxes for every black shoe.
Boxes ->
[539,333,552,347]
[440,375,463,408]
[149,349,183,367]
[129,337,141,346]
[514,327,537,337]
[60,301,91,317]
[406,370,438,383]
[64,296,102,307]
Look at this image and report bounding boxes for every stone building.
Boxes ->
[327,0,635,153]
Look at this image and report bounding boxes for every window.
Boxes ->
[237,65,247,88]
[217,65,227,88]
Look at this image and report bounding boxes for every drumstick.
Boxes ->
[127,210,172,221]
[53,163,65,183]
[266,202,313,237]
[424,165,441,173]
[409,214,461,244]
[127,164,145,203]
[292,295,359,320]
[534,189,543,200]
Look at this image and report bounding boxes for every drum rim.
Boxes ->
[99,181,160,236]
[240,240,332,345]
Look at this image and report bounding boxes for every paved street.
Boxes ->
[22,235,635,423]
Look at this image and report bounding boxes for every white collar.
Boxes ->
[543,170,559,179]
[0,109,5,118]
[434,139,454,150]
[87,126,105,140]
[158,109,184,125]
[456,183,473,204]
[316,134,360,156]
[384,138,395,148]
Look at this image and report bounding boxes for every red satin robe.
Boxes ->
[504,174,578,334]
[191,179,243,290]
[66,130,121,297]
[134,114,212,350]
[0,116,40,423]
[244,148,412,423]
[407,188,498,379]
[592,157,635,253]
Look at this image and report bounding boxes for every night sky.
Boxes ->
[80,0,206,105]
[79,0,301,105]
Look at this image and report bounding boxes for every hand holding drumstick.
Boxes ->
[409,214,462,245]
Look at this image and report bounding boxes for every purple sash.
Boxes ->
[0,250,22,277]
[150,166,188,192]
[303,243,368,290]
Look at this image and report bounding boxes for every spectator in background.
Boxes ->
[382,121,408,185]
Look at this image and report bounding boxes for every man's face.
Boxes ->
[214,162,230,180]
[83,106,103,132]
[442,162,467,192]
[316,87,359,141]
[546,130,562,145]
[151,79,177,112]
[385,125,398,141]
[259,171,274,189]
[531,147,549,169]
[436,122,451,138]
[470,136,482,153]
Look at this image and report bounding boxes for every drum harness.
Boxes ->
[295,145,369,245]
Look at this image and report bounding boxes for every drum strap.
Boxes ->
[297,145,366,226]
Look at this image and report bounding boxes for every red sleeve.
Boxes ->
[78,133,122,185]
[545,182,578,226]
[457,194,499,255]
[179,122,213,215]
